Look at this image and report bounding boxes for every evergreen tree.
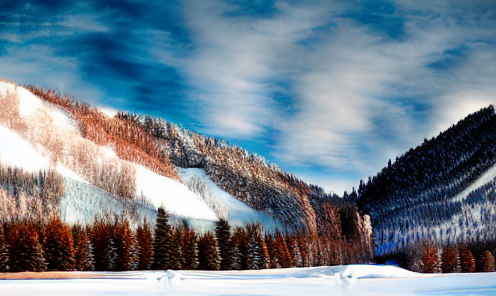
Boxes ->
[293,238,303,267]
[285,235,296,267]
[181,221,199,270]
[441,246,458,273]
[136,220,153,270]
[421,243,439,273]
[246,223,268,269]
[151,207,171,270]
[215,218,232,270]
[107,237,117,271]
[91,217,112,271]
[73,225,95,271]
[230,244,242,270]
[127,231,138,271]
[265,233,279,269]
[169,227,182,270]
[459,247,476,273]
[480,250,495,272]
[43,216,74,271]
[198,232,220,270]
[231,227,249,270]
[8,222,46,272]
[0,225,9,272]
[113,219,132,271]
[259,234,270,269]
[275,230,291,268]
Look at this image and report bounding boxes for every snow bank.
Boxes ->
[0,125,50,172]
[136,165,218,221]
[178,168,282,231]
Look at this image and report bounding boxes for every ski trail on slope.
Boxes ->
[452,161,496,202]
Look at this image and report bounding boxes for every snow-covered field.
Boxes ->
[1,265,495,296]
[0,265,496,296]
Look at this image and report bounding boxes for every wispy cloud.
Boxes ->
[181,0,320,138]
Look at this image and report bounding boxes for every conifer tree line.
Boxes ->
[0,206,373,273]
[377,241,496,274]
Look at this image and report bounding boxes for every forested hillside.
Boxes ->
[357,105,496,272]
[0,81,373,272]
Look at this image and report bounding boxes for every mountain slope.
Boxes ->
[0,80,372,263]
[357,105,496,262]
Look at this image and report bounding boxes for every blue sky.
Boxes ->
[1,0,495,195]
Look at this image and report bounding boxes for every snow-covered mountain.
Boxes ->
[357,105,496,270]
[0,81,287,231]
[0,80,371,254]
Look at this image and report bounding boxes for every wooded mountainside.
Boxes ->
[358,105,496,272]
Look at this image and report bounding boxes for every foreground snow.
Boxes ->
[1,265,496,296]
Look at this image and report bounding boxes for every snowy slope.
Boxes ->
[136,165,217,221]
[0,81,222,227]
[2,265,496,296]
[177,167,283,231]
[0,125,50,172]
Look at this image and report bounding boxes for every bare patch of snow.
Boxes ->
[136,165,218,221]
[17,87,44,116]
[0,125,50,172]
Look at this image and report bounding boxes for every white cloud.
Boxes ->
[181,0,320,138]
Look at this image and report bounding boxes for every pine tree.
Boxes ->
[91,217,112,271]
[421,243,439,273]
[73,225,95,271]
[0,225,9,272]
[8,222,46,272]
[129,237,138,271]
[285,235,296,268]
[43,216,74,271]
[151,207,171,270]
[259,235,270,269]
[246,223,268,269]
[230,244,242,270]
[107,237,117,271]
[136,220,153,270]
[198,232,220,270]
[169,227,182,270]
[113,219,132,271]
[480,250,495,272]
[441,246,458,273]
[265,233,279,269]
[215,218,232,270]
[180,221,199,270]
[459,247,476,273]
[275,230,291,268]
[231,227,249,270]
